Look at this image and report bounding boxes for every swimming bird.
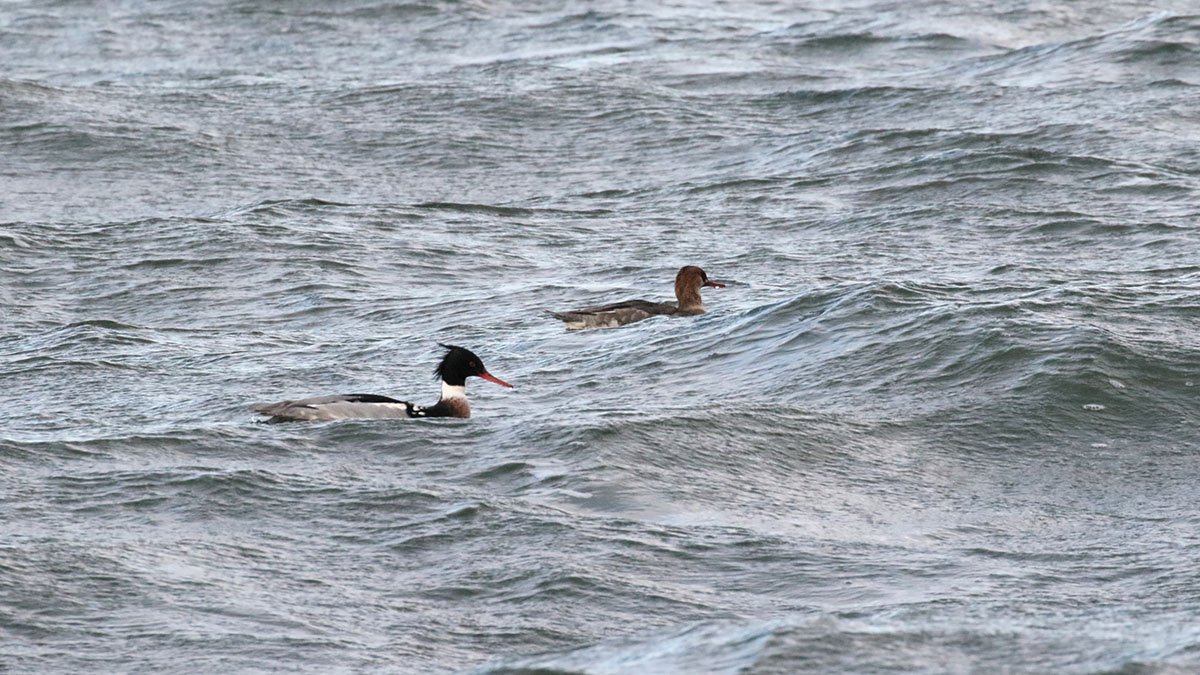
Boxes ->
[249,344,512,421]
[548,265,726,330]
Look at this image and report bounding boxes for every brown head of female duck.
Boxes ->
[549,265,726,330]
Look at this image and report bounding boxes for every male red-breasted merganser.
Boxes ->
[249,344,512,421]
[549,265,726,330]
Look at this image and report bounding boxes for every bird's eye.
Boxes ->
[469,361,476,367]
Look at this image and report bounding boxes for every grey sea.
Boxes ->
[3,1,1200,672]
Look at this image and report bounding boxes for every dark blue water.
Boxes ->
[3,1,1200,672]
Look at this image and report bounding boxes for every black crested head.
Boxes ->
[434,343,487,386]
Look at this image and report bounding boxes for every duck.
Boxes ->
[548,265,726,330]
[249,344,512,421]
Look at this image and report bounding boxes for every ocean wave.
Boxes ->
[478,619,776,675]
[947,12,1200,85]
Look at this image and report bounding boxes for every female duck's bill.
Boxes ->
[548,265,726,330]
[249,344,512,421]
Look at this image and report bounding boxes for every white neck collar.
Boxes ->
[441,382,466,400]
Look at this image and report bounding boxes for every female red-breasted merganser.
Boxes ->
[249,344,512,421]
[549,265,726,330]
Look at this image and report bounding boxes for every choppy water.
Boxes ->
[3,1,1200,672]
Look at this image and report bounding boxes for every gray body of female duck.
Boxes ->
[249,344,512,421]
[549,265,725,330]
